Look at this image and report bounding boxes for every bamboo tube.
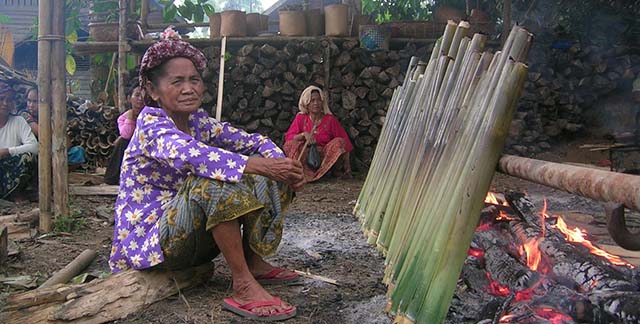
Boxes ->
[355,25,532,323]
[52,0,69,218]
[37,0,52,232]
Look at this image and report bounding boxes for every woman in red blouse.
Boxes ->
[284,86,353,182]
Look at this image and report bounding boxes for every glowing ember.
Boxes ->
[534,307,573,324]
[499,314,516,323]
[468,247,485,258]
[486,273,510,296]
[540,199,634,268]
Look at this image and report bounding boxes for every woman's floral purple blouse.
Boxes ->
[109,106,285,272]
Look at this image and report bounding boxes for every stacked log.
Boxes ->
[66,95,119,168]
[506,42,640,156]
[199,40,430,170]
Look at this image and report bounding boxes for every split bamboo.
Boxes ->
[52,0,69,218]
[354,22,532,323]
[37,0,52,232]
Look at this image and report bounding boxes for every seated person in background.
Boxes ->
[20,87,86,167]
[0,81,38,202]
[103,85,144,185]
[109,27,304,321]
[284,85,353,182]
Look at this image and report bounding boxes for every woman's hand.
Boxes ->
[0,149,10,160]
[245,157,305,190]
[297,132,316,144]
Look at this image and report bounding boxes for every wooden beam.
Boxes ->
[37,0,52,232]
[118,0,128,114]
[69,185,119,196]
[52,0,69,219]
[0,226,7,266]
[73,37,447,55]
[146,22,210,30]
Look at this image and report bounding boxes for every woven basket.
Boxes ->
[359,25,390,50]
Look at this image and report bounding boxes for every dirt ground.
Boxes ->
[1,138,640,323]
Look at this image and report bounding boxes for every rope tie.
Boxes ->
[37,35,65,41]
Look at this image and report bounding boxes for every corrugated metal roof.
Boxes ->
[0,0,39,43]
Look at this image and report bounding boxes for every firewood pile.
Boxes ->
[447,192,640,324]
[506,43,640,156]
[199,39,429,170]
[66,95,119,168]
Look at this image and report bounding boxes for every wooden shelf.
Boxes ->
[73,36,441,55]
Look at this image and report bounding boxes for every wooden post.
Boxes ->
[118,0,128,113]
[37,0,52,232]
[52,0,69,219]
[502,0,512,44]
[215,37,227,121]
[140,0,149,35]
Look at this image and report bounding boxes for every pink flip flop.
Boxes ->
[222,297,297,322]
[255,268,303,285]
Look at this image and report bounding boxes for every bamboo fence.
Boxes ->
[354,22,532,323]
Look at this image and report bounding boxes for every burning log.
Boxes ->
[446,192,640,324]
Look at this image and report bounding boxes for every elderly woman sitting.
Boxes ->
[103,85,144,185]
[284,86,353,182]
[0,82,38,202]
[108,28,304,321]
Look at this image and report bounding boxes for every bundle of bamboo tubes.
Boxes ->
[354,22,532,323]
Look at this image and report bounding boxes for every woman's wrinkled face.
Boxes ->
[129,87,144,113]
[27,90,38,116]
[0,91,15,118]
[148,57,204,116]
[309,91,323,115]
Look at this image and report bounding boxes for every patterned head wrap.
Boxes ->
[298,85,332,115]
[0,81,15,97]
[139,26,207,105]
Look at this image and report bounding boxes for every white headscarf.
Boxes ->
[298,85,332,115]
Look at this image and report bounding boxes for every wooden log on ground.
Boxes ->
[0,208,40,226]
[40,249,98,288]
[1,263,214,324]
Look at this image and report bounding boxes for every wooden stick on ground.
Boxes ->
[39,249,97,288]
[294,269,340,286]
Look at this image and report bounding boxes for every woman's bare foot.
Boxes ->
[245,251,298,280]
[231,276,295,316]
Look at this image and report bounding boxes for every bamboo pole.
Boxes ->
[216,36,227,121]
[140,0,149,34]
[51,0,68,219]
[118,0,128,114]
[37,0,52,232]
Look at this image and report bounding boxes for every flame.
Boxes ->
[522,237,543,271]
[540,198,634,268]
[534,307,573,324]
[485,192,509,206]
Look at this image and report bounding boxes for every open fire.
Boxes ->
[446,192,640,324]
